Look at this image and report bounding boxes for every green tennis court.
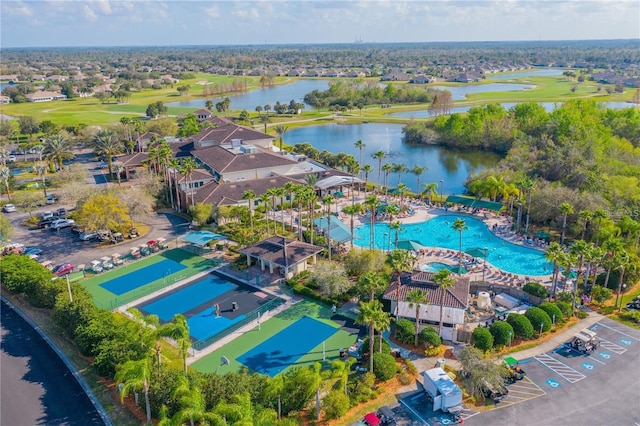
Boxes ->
[191,300,362,375]
[80,248,215,309]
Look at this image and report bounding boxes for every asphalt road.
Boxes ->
[0,300,105,425]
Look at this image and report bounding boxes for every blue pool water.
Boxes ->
[354,215,551,276]
[421,262,467,274]
[140,276,236,322]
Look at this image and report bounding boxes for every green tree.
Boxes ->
[356,300,385,372]
[92,129,122,178]
[472,327,493,351]
[545,242,563,299]
[178,114,201,137]
[0,213,14,241]
[322,194,334,261]
[451,218,468,274]
[18,115,40,140]
[372,352,396,382]
[322,389,350,420]
[354,139,366,176]
[372,150,386,189]
[357,270,386,302]
[507,313,534,339]
[179,157,198,208]
[274,124,289,155]
[459,346,507,401]
[433,269,456,337]
[522,282,548,299]
[115,358,153,425]
[407,288,428,346]
[188,202,213,227]
[489,321,514,347]
[559,202,574,245]
[538,302,563,324]
[162,314,191,373]
[310,261,351,298]
[411,164,427,196]
[388,249,412,319]
[43,133,74,171]
[525,307,552,334]
[342,203,361,248]
[171,375,222,426]
[590,285,613,305]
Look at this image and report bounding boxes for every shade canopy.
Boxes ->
[535,231,551,239]
[183,231,226,247]
[395,240,427,252]
[465,247,489,259]
[562,269,578,279]
[445,195,503,211]
[313,215,351,243]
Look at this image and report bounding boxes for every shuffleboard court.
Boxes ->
[237,316,338,377]
[100,258,186,295]
[140,276,236,322]
[187,306,246,340]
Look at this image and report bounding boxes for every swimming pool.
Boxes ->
[420,262,467,274]
[354,215,552,276]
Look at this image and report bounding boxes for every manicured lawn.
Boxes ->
[80,248,212,309]
[191,300,360,375]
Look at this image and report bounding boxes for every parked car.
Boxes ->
[56,208,66,217]
[24,247,43,257]
[2,204,16,213]
[7,155,16,162]
[45,195,57,204]
[52,262,74,276]
[50,218,75,230]
[79,231,100,241]
[98,162,108,169]
[38,218,54,228]
[42,211,54,220]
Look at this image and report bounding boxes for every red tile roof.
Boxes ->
[383,271,470,310]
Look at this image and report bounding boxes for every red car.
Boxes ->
[52,263,74,276]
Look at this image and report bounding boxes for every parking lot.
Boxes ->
[466,318,640,425]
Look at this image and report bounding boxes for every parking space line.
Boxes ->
[399,398,430,425]
[495,377,546,409]
[596,322,640,341]
[588,355,606,365]
[598,337,627,354]
[534,353,586,383]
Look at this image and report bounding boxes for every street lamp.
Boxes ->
[439,180,444,202]
[508,331,513,347]
[540,322,544,336]
[482,247,489,283]
[552,313,555,327]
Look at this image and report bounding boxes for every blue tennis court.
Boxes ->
[140,276,236,322]
[237,316,338,376]
[100,258,186,295]
[187,306,246,340]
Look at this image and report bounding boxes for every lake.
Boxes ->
[167,79,331,110]
[286,123,501,195]
[431,83,536,101]
[486,69,565,80]
[387,101,638,119]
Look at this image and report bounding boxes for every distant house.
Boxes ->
[447,72,482,83]
[194,109,212,121]
[0,96,10,104]
[135,132,160,152]
[410,74,436,84]
[381,71,410,81]
[25,91,67,102]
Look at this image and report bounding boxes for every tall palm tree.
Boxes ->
[276,186,287,234]
[274,124,289,155]
[0,167,11,202]
[603,238,624,290]
[381,163,393,197]
[355,300,385,372]
[451,218,468,275]
[171,376,222,426]
[43,133,74,172]
[587,245,606,294]
[362,164,372,197]
[266,187,279,233]
[546,242,564,299]
[307,190,318,245]
[389,249,412,319]
[392,163,408,187]
[613,250,630,310]
[167,158,181,211]
[162,314,191,373]
[358,270,386,302]
[242,190,256,238]
[112,162,125,185]
[322,194,334,261]
[179,157,198,208]
[364,194,380,250]
[258,193,272,236]
[342,203,361,248]
[372,150,386,189]
[34,163,47,197]
[433,269,456,338]
[372,308,392,353]
[283,181,296,230]
[293,184,308,241]
[561,250,577,313]
[354,139,366,177]
[407,288,429,347]
[92,129,122,178]
[389,220,402,251]
[411,165,427,196]
[578,209,593,240]
[593,209,608,245]
[559,202,574,245]
[115,358,153,425]
[422,182,438,203]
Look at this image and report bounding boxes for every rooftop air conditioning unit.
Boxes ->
[230,139,242,148]
[223,179,231,183]
[240,145,259,154]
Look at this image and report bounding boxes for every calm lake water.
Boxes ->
[431,83,536,101]
[286,123,501,195]
[486,69,564,79]
[387,101,638,119]
[167,79,330,110]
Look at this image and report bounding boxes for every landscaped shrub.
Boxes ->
[523,282,548,298]
[507,313,534,339]
[322,389,351,420]
[405,359,418,375]
[575,310,588,319]
[538,302,564,324]
[361,336,391,355]
[489,321,514,346]
[555,301,572,318]
[472,327,493,351]
[348,372,377,404]
[619,310,640,324]
[394,318,415,344]
[373,352,397,381]
[419,327,441,355]
[591,286,613,305]
[525,307,552,333]
[599,306,616,315]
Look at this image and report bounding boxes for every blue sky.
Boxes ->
[1,1,639,48]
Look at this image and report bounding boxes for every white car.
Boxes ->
[42,211,55,220]
[2,204,16,213]
[50,219,75,230]
[7,155,16,163]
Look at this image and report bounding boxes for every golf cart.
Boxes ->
[128,227,140,239]
[569,329,600,354]
[504,356,526,383]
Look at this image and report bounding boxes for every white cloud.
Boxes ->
[82,4,99,22]
[2,1,33,16]
[205,5,219,18]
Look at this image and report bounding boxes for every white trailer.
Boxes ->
[422,368,463,414]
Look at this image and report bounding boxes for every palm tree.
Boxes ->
[559,202,574,245]
[342,203,361,248]
[561,250,577,313]
[92,129,122,178]
[34,163,47,197]
[115,358,153,425]
[389,249,412,319]
[276,186,287,234]
[355,300,385,372]
[613,250,630,310]
[407,289,429,347]
[162,314,191,373]
[381,163,393,197]
[422,182,438,203]
[179,157,198,208]
[372,150,386,189]
[364,194,380,250]
[113,162,125,185]
[411,165,427,196]
[0,167,11,202]
[578,209,593,240]
[593,209,608,245]
[171,376,222,426]
[603,238,624,290]
[587,245,606,294]
[43,133,74,171]
[358,270,385,302]
[451,218,468,275]
[372,309,392,353]
[283,181,296,230]
[266,187,279,234]
[307,191,318,245]
[389,220,402,251]
[274,124,289,155]
[362,164,372,197]
[354,139,366,175]
[242,190,256,238]
[392,163,408,187]
[433,269,456,337]
[258,193,272,236]
[515,176,535,235]
[167,158,182,210]
[570,240,589,306]
[322,194,334,261]
[546,242,564,299]
[293,184,308,241]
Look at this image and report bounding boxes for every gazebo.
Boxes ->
[239,236,323,279]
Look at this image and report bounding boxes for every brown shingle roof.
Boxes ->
[240,236,323,268]
[192,145,296,174]
[383,271,470,310]
[188,119,272,145]
[193,175,303,206]
[118,152,149,167]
